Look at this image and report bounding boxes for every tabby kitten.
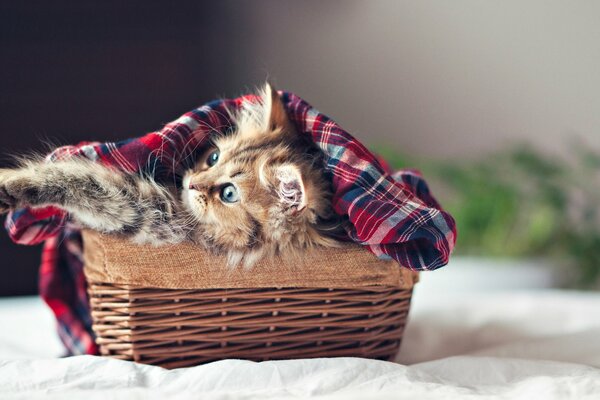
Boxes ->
[0,84,340,266]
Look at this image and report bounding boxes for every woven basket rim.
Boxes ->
[82,230,418,290]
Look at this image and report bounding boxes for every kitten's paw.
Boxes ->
[0,169,33,213]
[0,170,17,213]
[0,191,14,214]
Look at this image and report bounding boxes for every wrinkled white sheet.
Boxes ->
[2,272,600,399]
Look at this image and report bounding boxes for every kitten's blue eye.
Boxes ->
[207,150,220,167]
[220,183,240,203]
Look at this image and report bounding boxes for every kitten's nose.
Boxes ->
[189,181,213,193]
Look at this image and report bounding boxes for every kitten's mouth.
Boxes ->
[181,190,207,224]
[181,174,208,219]
[190,192,207,217]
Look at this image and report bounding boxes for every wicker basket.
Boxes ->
[82,230,418,369]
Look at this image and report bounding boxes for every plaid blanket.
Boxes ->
[4,91,457,355]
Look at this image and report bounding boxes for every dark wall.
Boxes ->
[0,1,248,295]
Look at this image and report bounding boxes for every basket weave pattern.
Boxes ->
[83,231,417,368]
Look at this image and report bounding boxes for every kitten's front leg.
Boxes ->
[0,163,114,215]
[0,160,187,245]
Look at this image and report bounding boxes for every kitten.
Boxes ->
[0,84,341,267]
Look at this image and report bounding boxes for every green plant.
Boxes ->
[373,144,600,288]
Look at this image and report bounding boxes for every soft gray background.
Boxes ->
[229,0,600,158]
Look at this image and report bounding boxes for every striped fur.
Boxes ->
[0,158,187,246]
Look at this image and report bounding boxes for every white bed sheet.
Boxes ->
[1,271,600,399]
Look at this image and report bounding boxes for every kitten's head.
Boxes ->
[182,84,339,266]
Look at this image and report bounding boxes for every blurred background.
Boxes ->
[1,1,599,295]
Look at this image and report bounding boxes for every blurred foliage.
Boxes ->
[374,144,600,288]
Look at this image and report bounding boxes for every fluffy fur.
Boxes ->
[0,84,341,267]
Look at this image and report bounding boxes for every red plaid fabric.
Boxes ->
[4,91,456,355]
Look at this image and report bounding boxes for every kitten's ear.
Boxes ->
[274,164,307,214]
[264,83,294,132]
